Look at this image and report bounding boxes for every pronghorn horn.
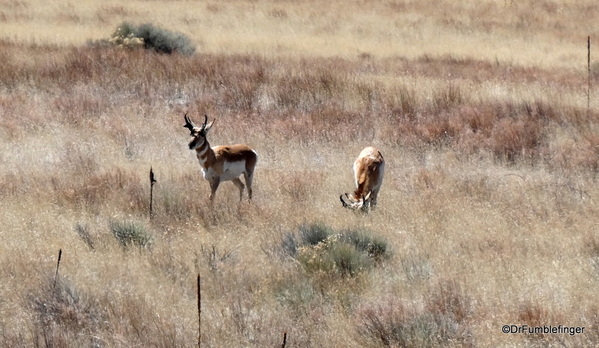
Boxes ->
[340,194,349,207]
[341,193,357,208]
[183,113,196,133]
[198,114,209,132]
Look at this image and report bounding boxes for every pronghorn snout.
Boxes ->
[340,192,372,211]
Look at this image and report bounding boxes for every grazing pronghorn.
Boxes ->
[183,114,258,201]
[340,147,385,211]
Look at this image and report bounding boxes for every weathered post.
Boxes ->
[149,167,157,219]
[53,249,62,289]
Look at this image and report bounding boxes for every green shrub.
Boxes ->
[108,22,196,55]
[109,219,153,249]
[341,228,389,262]
[327,242,372,277]
[287,223,390,277]
[296,234,339,274]
[299,222,332,246]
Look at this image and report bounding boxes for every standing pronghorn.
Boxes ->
[183,114,258,201]
[340,147,385,211]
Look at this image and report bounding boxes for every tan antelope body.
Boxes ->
[184,114,258,201]
[340,147,385,211]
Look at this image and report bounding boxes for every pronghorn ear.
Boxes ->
[204,115,215,133]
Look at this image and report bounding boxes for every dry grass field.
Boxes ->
[2,0,599,347]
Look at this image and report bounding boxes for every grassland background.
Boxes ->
[1,0,599,347]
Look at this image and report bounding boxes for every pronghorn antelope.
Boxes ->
[340,147,385,211]
[183,114,258,201]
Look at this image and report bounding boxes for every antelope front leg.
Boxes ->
[208,178,220,201]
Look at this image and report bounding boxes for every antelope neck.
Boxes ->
[195,139,216,169]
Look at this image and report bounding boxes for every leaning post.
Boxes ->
[149,167,157,219]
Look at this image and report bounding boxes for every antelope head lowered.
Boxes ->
[340,147,385,212]
[183,114,258,201]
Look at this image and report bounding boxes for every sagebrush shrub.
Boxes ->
[287,223,390,277]
[341,228,389,262]
[299,222,332,246]
[108,22,196,55]
[109,220,153,249]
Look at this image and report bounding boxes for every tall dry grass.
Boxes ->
[1,0,599,67]
[1,0,599,347]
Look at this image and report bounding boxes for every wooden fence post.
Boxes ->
[53,249,62,289]
[149,167,157,219]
